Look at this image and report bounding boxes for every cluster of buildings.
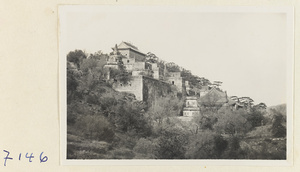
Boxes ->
[104,42,258,118]
[105,42,183,101]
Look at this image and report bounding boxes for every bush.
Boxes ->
[155,128,187,159]
[214,135,228,157]
[185,130,216,159]
[271,109,286,138]
[109,101,152,137]
[247,109,265,129]
[133,138,157,159]
[214,109,251,135]
[193,111,218,130]
[75,115,115,142]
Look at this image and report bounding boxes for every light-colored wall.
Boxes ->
[167,77,183,92]
[104,64,118,69]
[133,62,145,70]
[119,49,130,58]
[123,57,135,64]
[113,75,172,103]
[107,54,119,64]
[153,70,159,79]
[186,99,197,107]
[129,50,146,62]
[113,76,143,101]
[183,110,200,117]
[124,64,133,71]
[122,57,135,71]
[119,49,146,62]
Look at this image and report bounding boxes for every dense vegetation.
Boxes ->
[67,50,286,159]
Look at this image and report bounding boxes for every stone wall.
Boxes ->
[153,69,159,79]
[133,62,145,70]
[166,76,183,92]
[113,76,173,106]
[142,76,172,107]
[129,50,146,62]
[118,49,130,58]
[113,76,143,100]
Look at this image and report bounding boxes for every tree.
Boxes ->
[166,62,181,72]
[67,63,80,103]
[214,135,228,157]
[133,138,157,159]
[109,100,152,137]
[222,135,246,159]
[198,91,223,112]
[185,130,217,159]
[193,111,218,131]
[155,128,188,159]
[67,49,87,68]
[181,69,205,89]
[254,102,267,110]
[146,52,158,63]
[271,109,286,138]
[214,109,251,135]
[107,55,132,85]
[145,95,183,126]
[247,108,265,129]
[186,133,228,159]
[74,115,115,142]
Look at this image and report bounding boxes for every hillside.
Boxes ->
[66,48,287,160]
[267,104,286,116]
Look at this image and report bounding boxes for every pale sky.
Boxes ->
[60,6,290,106]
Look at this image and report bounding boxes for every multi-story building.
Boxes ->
[105,41,182,103]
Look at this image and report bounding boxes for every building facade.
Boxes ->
[183,96,200,117]
[106,41,179,104]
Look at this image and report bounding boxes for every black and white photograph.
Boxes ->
[59,6,293,164]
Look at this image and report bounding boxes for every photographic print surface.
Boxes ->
[59,6,293,165]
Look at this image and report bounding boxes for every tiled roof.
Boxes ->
[118,41,139,50]
[117,41,145,55]
[121,41,139,50]
[199,87,229,105]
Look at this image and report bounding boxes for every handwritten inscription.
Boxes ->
[3,150,48,166]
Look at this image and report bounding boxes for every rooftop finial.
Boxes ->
[113,44,119,55]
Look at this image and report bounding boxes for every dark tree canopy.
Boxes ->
[67,49,87,68]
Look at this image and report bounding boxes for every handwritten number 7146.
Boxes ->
[2,151,48,166]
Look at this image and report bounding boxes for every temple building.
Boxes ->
[183,96,200,117]
[104,41,180,103]
[183,81,200,117]
[117,41,146,62]
[166,72,183,92]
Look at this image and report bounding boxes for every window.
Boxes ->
[172,81,174,85]
[127,60,129,63]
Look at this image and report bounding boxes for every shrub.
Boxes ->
[185,130,216,159]
[271,109,286,138]
[75,115,115,142]
[133,138,157,159]
[155,128,188,159]
[247,109,265,129]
